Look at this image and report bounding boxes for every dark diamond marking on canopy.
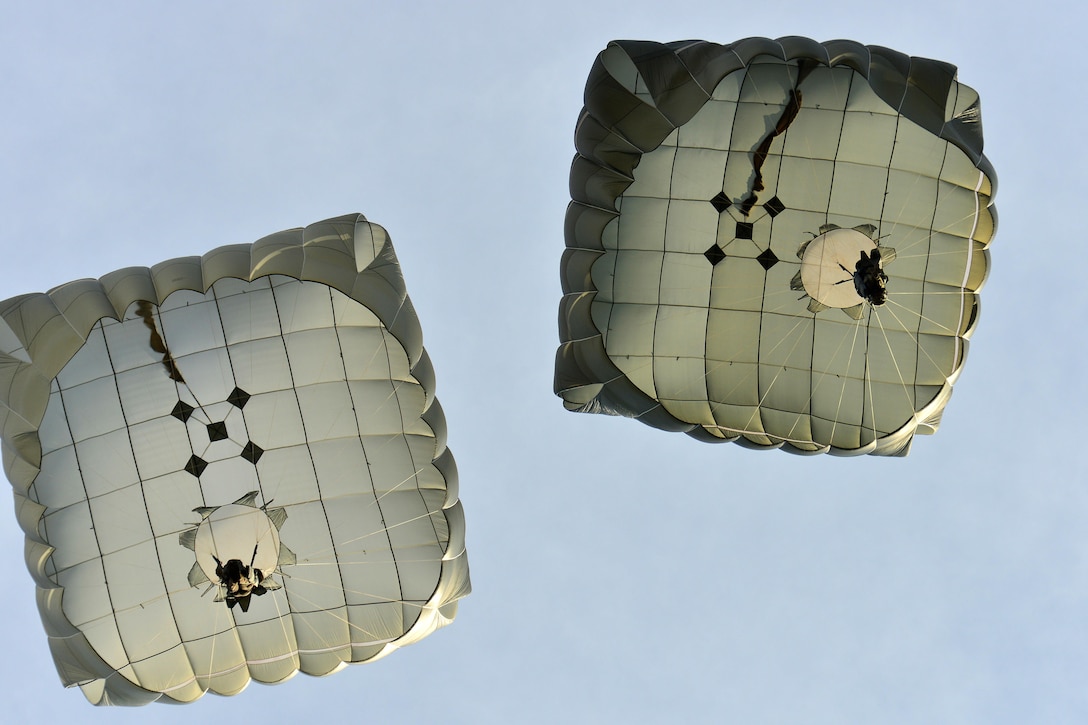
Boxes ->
[736,222,754,240]
[704,245,726,266]
[171,400,195,423]
[241,441,264,465]
[709,192,731,214]
[764,196,785,217]
[228,387,251,409]
[757,248,779,271]
[207,421,228,442]
[184,455,208,477]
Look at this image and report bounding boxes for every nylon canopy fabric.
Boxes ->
[0,214,470,705]
[556,37,997,455]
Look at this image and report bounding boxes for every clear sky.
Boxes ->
[0,1,1084,723]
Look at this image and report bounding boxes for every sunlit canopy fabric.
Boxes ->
[0,214,470,705]
[556,37,997,455]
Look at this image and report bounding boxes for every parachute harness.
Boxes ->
[848,249,889,306]
[213,545,268,612]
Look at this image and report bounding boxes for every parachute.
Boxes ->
[0,214,470,704]
[556,38,997,455]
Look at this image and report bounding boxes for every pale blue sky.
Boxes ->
[0,2,1084,723]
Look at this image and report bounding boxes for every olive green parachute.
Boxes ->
[556,37,997,455]
[0,214,470,704]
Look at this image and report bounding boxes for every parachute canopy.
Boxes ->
[556,38,997,455]
[0,214,469,704]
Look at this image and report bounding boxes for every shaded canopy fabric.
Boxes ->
[0,214,469,705]
[556,37,997,455]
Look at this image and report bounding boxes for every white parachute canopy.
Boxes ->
[556,37,997,455]
[0,213,470,705]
